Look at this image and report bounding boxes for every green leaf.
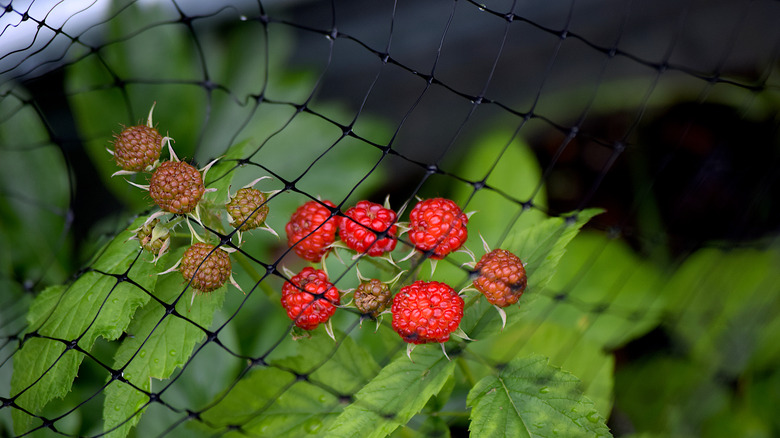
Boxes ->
[449,130,548,244]
[200,367,296,433]
[613,355,729,435]
[102,247,226,438]
[461,209,602,340]
[431,132,548,285]
[538,231,666,349]
[324,344,456,438]
[205,367,337,437]
[745,368,780,435]
[509,208,603,292]
[0,101,72,286]
[269,329,381,395]
[11,221,155,435]
[203,138,253,204]
[470,321,615,417]
[663,246,780,376]
[200,330,380,436]
[467,355,611,437]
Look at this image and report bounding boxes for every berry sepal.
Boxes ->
[323,318,337,342]
[128,217,176,263]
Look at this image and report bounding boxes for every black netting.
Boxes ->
[1,0,779,437]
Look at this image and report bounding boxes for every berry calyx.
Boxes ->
[354,279,393,318]
[149,160,206,214]
[285,200,338,262]
[226,187,270,231]
[473,249,527,307]
[134,218,170,256]
[339,200,398,256]
[391,280,464,344]
[112,125,164,172]
[281,267,340,330]
[408,198,469,259]
[180,243,232,293]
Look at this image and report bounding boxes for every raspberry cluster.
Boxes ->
[110,107,531,353]
[278,196,530,347]
[112,104,237,299]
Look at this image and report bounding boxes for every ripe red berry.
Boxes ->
[391,280,464,344]
[281,267,340,330]
[408,198,468,259]
[149,160,205,214]
[338,201,398,256]
[180,243,231,292]
[112,125,163,171]
[226,188,270,231]
[473,249,527,307]
[285,200,338,262]
[354,279,392,318]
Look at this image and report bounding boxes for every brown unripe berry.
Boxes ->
[113,125,163,171]
[354,279,392,318]
[149,161,205,214]
[180,243,231,292]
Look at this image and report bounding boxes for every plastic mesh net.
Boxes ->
[1,0,779,437]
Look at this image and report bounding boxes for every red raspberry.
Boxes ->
[226,188,270,231]
[408,198,468,259]
[391,280,464,344]
[354,279,392,318]
[149,160,205,214]
[473,249,527,307]
[281,267,340,330]
[338,200,398,256]
[285,200,338,262]
[112,125,163,171]
[180,243,231,292]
